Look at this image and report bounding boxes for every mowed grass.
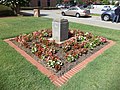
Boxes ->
[0,17,120,90]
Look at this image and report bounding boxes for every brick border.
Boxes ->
[4,39,115,87]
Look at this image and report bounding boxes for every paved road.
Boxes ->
[21,10,120,30]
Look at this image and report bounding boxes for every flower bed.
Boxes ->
[11,29,108,77]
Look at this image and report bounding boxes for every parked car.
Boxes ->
[77,4,94,9]
[64,4,75,9]
[87,4,94,9]
[101,9,115,21]
[101,6,111,11]
[61,6,90,18]
[56,4,74,9]
[56,4,65,8]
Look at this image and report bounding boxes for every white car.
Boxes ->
[56,4,65,9]
[61,6,90,18]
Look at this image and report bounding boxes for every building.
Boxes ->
[30,0,57,7]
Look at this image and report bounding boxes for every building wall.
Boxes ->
[41,0,47,7]
[50,0,57,7]
[30,0,38,7]
[30,0,56,7]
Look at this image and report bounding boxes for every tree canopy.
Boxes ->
[0,0,30,15]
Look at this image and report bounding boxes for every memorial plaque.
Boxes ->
[52,19,69,42]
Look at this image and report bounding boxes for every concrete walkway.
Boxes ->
[21,10,120,30]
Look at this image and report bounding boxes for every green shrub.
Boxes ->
[20,7,34,10]
[43,7,59,10]
[102,0,110,5]
[0,4,14,16]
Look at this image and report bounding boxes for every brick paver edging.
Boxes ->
[4,39,116,87]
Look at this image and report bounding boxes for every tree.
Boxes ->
[101,0,110,5]
[111,0,115,5]
[56,0,63,4]
[0,0,30,15]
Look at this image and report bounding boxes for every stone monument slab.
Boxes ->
[52,19,69,42]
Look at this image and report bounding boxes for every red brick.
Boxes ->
[56,79,64,85]
[60,76,68,81]
[58,78,66,83]
[53,81,62,87]
[64,73,72,79]
[66,71,75,76]
[49,75,58,82]
[30,0,56,7]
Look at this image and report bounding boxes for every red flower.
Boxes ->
[32,31,40,39]
[99,37,107,43]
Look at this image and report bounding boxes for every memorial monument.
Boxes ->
[52,18,69,43]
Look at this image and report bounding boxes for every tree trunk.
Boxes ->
[16,5,20,15]
[11,4,20,15]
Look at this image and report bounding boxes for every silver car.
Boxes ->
[61,6,90,18]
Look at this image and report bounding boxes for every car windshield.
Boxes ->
[79,6,84,9]
[79,6,88,10]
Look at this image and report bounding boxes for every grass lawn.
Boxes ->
[91,13,101,16]
[0,17,120,90]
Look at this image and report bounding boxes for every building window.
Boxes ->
[47,0,50,7]
[38,0,41,6]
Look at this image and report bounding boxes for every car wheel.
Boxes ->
[76,13,80,18]
[62,12,65,16]
[102,14,110,21]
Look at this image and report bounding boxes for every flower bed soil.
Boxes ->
[10,29,109,77]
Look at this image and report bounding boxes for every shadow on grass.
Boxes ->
[80,16,92,18]
[0,10,16,18]
[20,12,33,16]
[20,12,48,17]
[63,15,92,18]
